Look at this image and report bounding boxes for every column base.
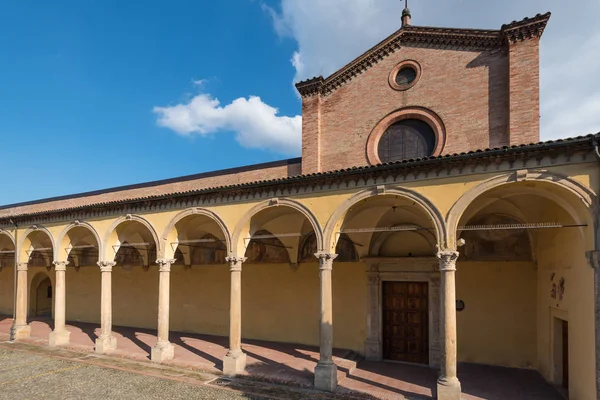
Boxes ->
[49,329,71,347]
[223,350,247,376]
[365,339,381,361]
[95,335,117,354]
[314,361,338,392]
[10,324,31,340]
[151,341,175,363]
[437,377,461,400]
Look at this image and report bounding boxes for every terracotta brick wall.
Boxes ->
[0,159,302,217]
[508,38,541,146]
[301,96,321,174]
[301,40,540,173]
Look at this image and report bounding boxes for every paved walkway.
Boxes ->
[0,346,271,400]
[0,316,563,399]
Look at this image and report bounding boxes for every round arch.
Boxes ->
[18,225,56,264]
[102,214,161,262]
[446,170,597,249]
[0,230,15,247]
[366,106,446,165]
[162,207,232,259]
[231,198,324,257]
[55,221,103,262]
[323,187,447,253]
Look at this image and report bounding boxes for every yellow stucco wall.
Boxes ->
[0,267,14,316]
[456,261,537,368]
[536,204,596,400]
[0,162,597,399]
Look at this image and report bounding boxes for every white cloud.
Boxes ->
[264,0,600,140]
[153,93,301,155]
[192,79,207,87]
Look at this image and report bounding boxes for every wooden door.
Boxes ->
[382,281,429,364]
[562,320,569,389]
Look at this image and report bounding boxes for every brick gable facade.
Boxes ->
[297,13,550,174]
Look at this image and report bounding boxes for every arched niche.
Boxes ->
[447,170,596,249]
[188,233,228,265]
[324,188,446,254]
[162,208,232,262]
[298,232,359,263]
[459,214,533,262]
[104,216,159,267]
[57,222,101,267]
[232,199,323,259]
[245,229,291,264]
[232,199,323,263]
[29,272,53,317]
[20,228,55,268]
[0,232,15,270]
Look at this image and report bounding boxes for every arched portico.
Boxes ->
[56,221,102,265]
[10,226,55,340]
[0,231,15,316]
[0,231,15,271]
[323,186,447,253]
[224,199,324,379]
[95,215,160,355]
[48,221,102,347]
[162,207,232,263]
[323,187,458,394]
[447,170,597,395]
[151,208,232,363]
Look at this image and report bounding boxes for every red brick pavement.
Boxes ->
[0,316,562,399]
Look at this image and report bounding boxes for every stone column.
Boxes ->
[95,261,117,353]
[151,258,175,362]
[10,262,31,340]
[437,250,461,400]
[223,256,247,375]
[314,252,338,391]
[49,261,71,346]
[365,263,381,360]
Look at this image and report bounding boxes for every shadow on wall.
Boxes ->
[466,50,509,148]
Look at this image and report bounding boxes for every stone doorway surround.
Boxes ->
[363,257,441,368]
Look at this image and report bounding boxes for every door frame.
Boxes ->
[364,257,441,368]
[550,307,569,389]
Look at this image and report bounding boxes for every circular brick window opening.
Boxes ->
[366,107,445,165]
[389,60,421,91]
[395,67,417,86]
[377,119,436,163]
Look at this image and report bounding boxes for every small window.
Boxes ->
[377,119,435,163]
[389,60,421,91]
[395,67,417,86]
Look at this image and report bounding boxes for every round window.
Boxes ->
[395,67,417,86]
[377,119,436,163]
[389,60,421,91]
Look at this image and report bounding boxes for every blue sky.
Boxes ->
[1,0,599,205]
[0,0,298,205]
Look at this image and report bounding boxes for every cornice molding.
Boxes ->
[0,138,594,229]
[501,12,551,44]
[296,12,550,98]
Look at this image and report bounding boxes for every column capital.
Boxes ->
[226,256,247,272]
[315,252,338,270]
[97,261,116,272]
[437,250,459,271]
[53,261,69,272]
[16,262,28,272]
[156,258,176,272]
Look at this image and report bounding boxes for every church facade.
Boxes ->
[0,10,598,400]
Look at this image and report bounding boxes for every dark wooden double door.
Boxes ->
[383,281,429,364]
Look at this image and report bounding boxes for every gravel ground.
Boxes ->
[0,347,271,400]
